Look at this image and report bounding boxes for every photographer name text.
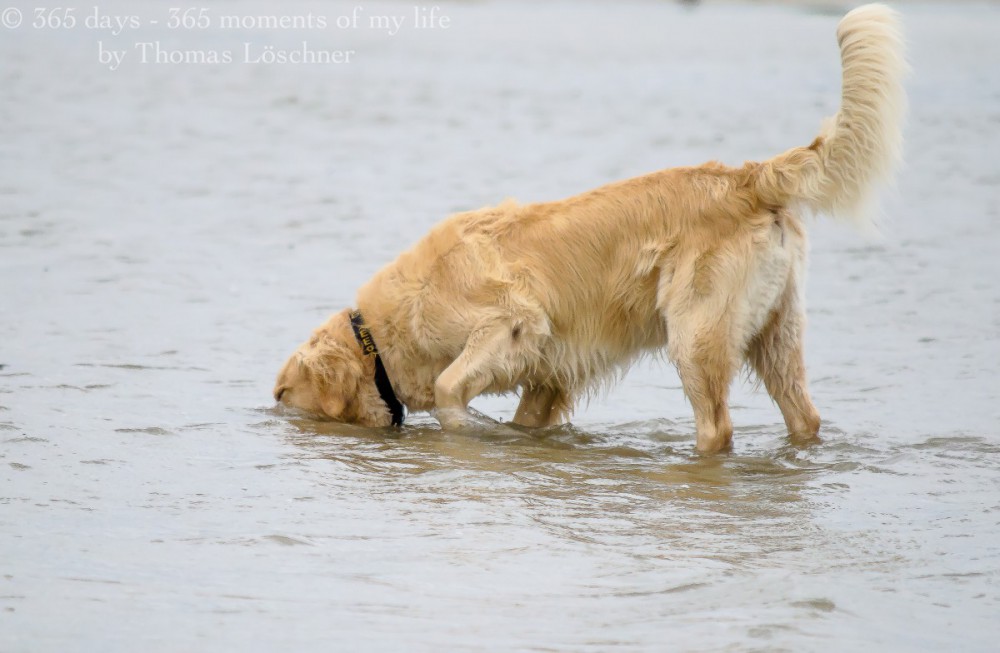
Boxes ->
[1,6,452,70]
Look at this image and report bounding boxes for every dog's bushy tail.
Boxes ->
[754,3,906,225]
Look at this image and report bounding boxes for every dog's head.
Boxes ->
[273,309,392,426]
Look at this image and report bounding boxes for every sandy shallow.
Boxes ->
[2,1,999,651]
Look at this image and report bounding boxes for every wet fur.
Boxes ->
[275,5,906,452]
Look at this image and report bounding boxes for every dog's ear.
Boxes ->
[318,394,347,420]
[299,329,364,419]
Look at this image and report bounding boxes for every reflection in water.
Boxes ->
[266,415,999,650]
[283,415,820,566]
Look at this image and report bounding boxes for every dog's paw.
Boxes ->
[435,407,477,431]
[787,431,822,447]
[435,407,522,437]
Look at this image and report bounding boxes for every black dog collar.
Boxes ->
[348,310,404,427]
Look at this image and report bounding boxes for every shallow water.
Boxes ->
[2,1,1000,650]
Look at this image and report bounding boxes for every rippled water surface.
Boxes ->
[3,1,999,651]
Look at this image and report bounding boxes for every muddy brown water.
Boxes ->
[2,1,999,650]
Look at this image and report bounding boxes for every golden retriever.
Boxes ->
[275,4,905,452]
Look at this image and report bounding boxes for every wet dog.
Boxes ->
[274,4,905,452]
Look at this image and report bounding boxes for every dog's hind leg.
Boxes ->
[668,318,738,454]
[513,384,571,428]
[747,293,821,442]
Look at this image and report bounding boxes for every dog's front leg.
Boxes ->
[512,385,571,428]
[434,324,514,431]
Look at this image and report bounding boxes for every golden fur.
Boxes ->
[275,4,906,452]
